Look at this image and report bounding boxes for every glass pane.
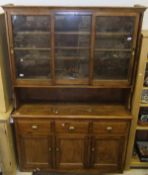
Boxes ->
[15,50,50,79]
[94,51,131,80]
[55,13,91,81]
[56,54,89,80]
[56,49,89,58]
[12,15,51,49]
[55,14,91,32]
[12,15,51,80]
[12,16,50,32]
[95,35,132,49]
[96,16,135,33]
[14,33,50,48]
[56,34,90,47]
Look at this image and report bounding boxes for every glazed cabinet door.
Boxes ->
[90,135,125,172]
[93,13,139,86]
[8,12,52,86]
[55,12,92,85]
[55,134,89,169]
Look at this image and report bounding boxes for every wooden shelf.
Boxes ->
[131,154,148,168]
[143,86,148,90]
[56,31,90,35]
[56,47,90,50]
[12,103,132,119]
[96,32,130,36]
[95,48,131,52]
[15,31,50,35]
[140,103,148,107]
[14,47,51,51]
[136,125,148,130]
[56,56,87,60]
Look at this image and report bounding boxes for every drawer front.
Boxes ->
[16,119,51,135]
[55,120,89,134]
[93,120,129,134]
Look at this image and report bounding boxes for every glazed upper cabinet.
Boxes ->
[3,6,143,87]
[94,15,135,83]
[12,15,51,80]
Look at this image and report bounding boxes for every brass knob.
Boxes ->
[69,126,75,131]
[88,108,92,113]
[106,126,112,131]
[32,125,38,129]
[53,108,59,114]
[49,147,52,152]
[56,148,59,152]
[91,148,95,152]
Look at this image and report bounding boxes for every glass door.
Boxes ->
[55,12,91,85]
[12,15,51,82]
[93,15,136,86]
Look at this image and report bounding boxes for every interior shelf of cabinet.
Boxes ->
[13,83,132,88]
[55,47,90,50]
[14,47,51,51]
[56,56,86,60]
[136,125,148,130]
[15,31,50,35]
[94,48,132,52]
[55,31,90,35]
[96,32,131,36]
[131,154,148,168]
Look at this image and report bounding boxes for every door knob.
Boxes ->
[106,126,112,131]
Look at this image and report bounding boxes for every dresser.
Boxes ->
[2,5,146,173]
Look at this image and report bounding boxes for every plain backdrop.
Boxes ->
[0,0,147,29]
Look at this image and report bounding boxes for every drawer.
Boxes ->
[93,120,129,134]
[15,119,51,135]
[55,120,89,134]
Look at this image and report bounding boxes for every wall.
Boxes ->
[0,0,147,28]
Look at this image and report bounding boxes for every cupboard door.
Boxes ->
[55,134,89,169]
[55,12,92,84]
[18,135,52,170]
[90,136,125,172]
[94,15,137,84]
[11,15,51,81]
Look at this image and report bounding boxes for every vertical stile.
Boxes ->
[51,13,56,85]
[89,14,96,85]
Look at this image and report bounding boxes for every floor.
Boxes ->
[16,169,148,175]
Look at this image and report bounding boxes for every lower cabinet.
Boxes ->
[90,135,125,172]
[14,118,130,173]
[55,134,89,169]
[19,135,52,169]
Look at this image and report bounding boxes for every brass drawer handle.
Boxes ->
[32,125,38,129]
[49,147,52,152]
[106,126,112,131]
[69,126,75,131]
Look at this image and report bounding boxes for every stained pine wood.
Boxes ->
[12,103,132,119]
